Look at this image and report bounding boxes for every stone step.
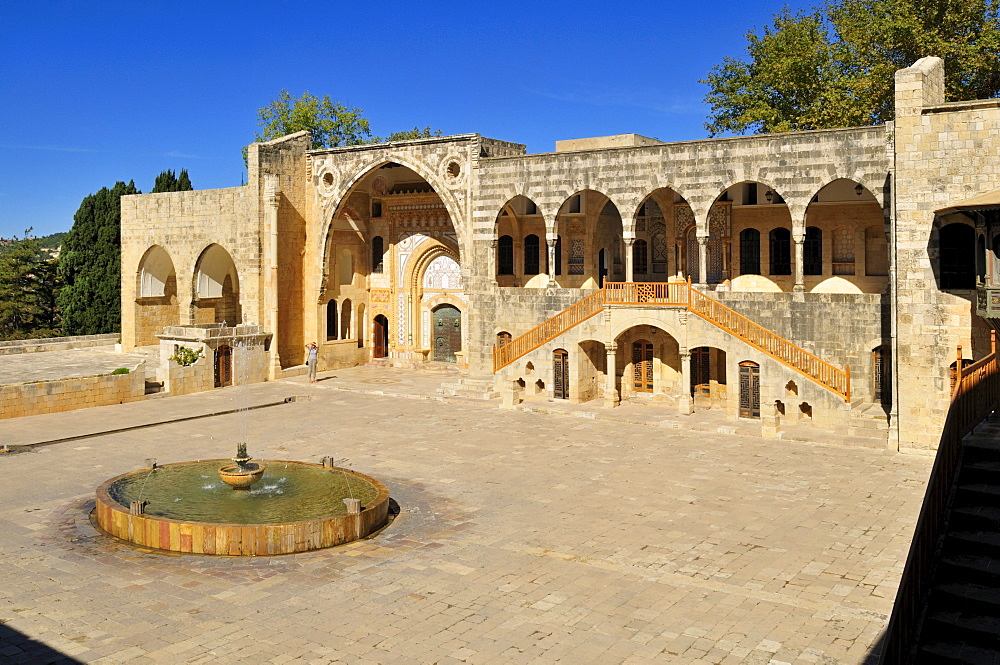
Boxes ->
[915,640,1000,665]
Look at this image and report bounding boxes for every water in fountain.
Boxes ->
[107,461,380,523]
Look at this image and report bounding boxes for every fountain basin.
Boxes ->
[218,461,265,489]
[95,460,389,556]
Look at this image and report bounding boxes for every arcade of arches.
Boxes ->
[493,179,887,294]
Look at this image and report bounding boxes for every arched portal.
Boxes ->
[322,160,461,366]
[432,304,461,362]
[614,325,682,404]
[134,245,179,346]
[193,244,240,325]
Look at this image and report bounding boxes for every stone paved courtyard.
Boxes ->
[0,375,932,664]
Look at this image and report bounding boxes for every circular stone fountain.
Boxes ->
[94,446,389,556]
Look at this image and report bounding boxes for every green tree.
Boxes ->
[252,90,372,150]
[376,126,444,142]
[245,91,443,163]
[152,168,193,193]
[58,181,139,335]
[702,0,1000,135]
[0,230,61,340]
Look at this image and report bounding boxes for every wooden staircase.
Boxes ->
[493,280,851,401]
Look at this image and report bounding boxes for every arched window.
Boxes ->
[326,300,337,341]
[498,235,514,275]
[804,226,823,275]
[555,236,563,276]
[940,223,976,289]
[739,229,760,275]
[341,299,352,339]
[372,236,384,273]
[524,234,540,275]
[497,331,512,347]
[769,228,791,275]
[633,239,648,275]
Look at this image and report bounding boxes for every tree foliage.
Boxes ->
[702,0,1000,135]
[377,126,444,142]
[0,230,61,340]
[152,168,193,193]
[58,181,139,335]
[254,90,373,149]
[246,91,442,163]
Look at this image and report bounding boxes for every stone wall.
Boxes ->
[0,334,119,356]
[892,57,1000,450]
[120,186,259,352]
[0,362,145,420]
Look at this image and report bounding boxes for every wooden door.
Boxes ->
[214,345,232,388]
[632,340,654,392]
[553,349,569,399]
[432,305,461,362]
[739,361,760,418]
[373,315,389,359]
[690,347,710,395]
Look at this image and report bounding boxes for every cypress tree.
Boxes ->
[58,181,139,335]
[151,168,193,193]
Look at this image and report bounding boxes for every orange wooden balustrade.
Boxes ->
[493,288,608,372]
[881,333,1000,665]
[493,280,851,401]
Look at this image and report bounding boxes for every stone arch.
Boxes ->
[555,189,624,289]
[495,195,545,287]
[632,188,693,282]
[405,239,464,359]
[192,243,241,325]
[133,245,179,346]
[321,156,466,258]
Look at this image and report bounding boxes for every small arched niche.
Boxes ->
[194,244,241,324]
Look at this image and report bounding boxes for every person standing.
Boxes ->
[306,342,319,382]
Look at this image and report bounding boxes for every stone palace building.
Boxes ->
[120,57,1000,452]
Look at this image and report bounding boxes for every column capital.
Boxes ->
[606,342,618,353]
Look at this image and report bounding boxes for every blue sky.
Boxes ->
[0,0,794,238]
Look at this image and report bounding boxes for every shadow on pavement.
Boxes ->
[0,623,85,664]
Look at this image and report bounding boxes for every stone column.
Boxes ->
[625,238,635,282]
[264,175,282,379]
[678,349,693,415]
[697,235,709,288]
[793,234,805,292]
[489,239,497,280]
[547,237,557,283]
[604,343,619,408]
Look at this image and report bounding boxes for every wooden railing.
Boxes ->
[881,333,1000,665]
[495,280,851,401]
[684,285,850,401]
[493,288,607,372]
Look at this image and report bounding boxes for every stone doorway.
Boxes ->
[553,349,569,399]
[373,315,389,359]
[739,361,760,418]
[432,305,461,362]
[632,340,653,392]
[214,345,232,387]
